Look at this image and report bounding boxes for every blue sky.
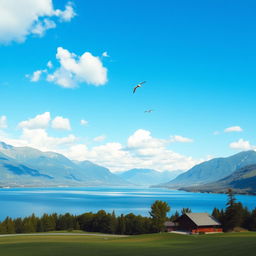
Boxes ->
[0,0,256,172]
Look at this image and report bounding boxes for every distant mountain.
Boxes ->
[74,160,130,185]
[118,168,184,186]
[181,164,256,194]
[160,151,256,188]
[0,151,54,187]
[0,141,129,187]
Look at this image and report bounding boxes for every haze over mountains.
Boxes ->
[0,141,179,188]
[118,169,183,186]
[1,141,256,193]
[0,142,130,187]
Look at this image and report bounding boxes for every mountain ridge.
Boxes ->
[158,150,256,188]
[181,164,256,194]
[0,141,129,187]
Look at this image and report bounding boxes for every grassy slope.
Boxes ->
[0,232,256,256]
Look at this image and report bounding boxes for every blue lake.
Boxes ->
[0,187,256,220]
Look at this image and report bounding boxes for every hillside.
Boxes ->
[159,151,256,188]
[0,151,54,187]
[0,141,129,187]
[181,164,256,194]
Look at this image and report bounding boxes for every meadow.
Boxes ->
[0,232,256,256]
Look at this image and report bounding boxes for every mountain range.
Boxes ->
[1,141,256,193]
[0,141,129,187]
[117,168,183,186]
[181,164,256,194]
[159,150,256,188]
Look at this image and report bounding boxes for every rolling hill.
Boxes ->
[159,151,256,188]
[181,164,256,194]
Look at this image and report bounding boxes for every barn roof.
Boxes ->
[184,213,221,226]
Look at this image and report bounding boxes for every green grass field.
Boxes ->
[0,232,256,256]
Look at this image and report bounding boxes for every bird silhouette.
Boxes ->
[133,81,146,93]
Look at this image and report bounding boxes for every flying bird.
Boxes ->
[144,109,154,113]
[133,81,146,93]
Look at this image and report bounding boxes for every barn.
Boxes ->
[165,213,222,234]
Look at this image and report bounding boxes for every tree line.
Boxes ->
[167,189,256,232]
[0,200,170,235]
[211,189,256,232]
[1,190,256,235]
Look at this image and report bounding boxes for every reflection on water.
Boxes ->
[0,187,256,220]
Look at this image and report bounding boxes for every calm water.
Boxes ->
[0,187,256,220]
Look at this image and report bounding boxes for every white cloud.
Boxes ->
[64,136,199,173]
[102,51,109,57]
[127,129,166,149]
[170,135,193,143]
[20,128,76,151]
[80,119,88,126]
[229,139,255,150]
[30,18,56,37]
[0,0,75,44]
[69,129,198,172]
[224,126,243,133]
[54,2,76,22]
[28,69,46,82]
[51,116,71,130]
[47,61,53,69]
[18,112,51,129]
[46,47,108,88]
[213,131,220,135]
[0,115,7,129]
[0,124,201,172]
[93,135,106,142]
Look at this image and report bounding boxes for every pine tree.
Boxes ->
[116,214,126,234]
[149,200,170,232]
[224,189,244,231]
[181,208,192,214]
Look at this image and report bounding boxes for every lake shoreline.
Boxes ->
[0,187,256,221]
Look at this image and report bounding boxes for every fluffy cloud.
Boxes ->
[93,135,106,142]
[47,61,53,69]
[80,119,88,126]
[30,18,56,36]
[21,128,76,151]
[229,139,255,151]
[54,2,75,22]
[27,69,46,82]
[127,129,166,149]
[3,112,75,152]
[18,112,51,129]
[51,116,71,130]
[3,128,75,152]
[0,1,75,44]
[1,123,201,172]
[102,51,109,57]
[0,115,7,129]
[46,47,108,88]
[64,136,198,173]
[224,126,243,133]
[170,135,193,143]
[63,129,198,172]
